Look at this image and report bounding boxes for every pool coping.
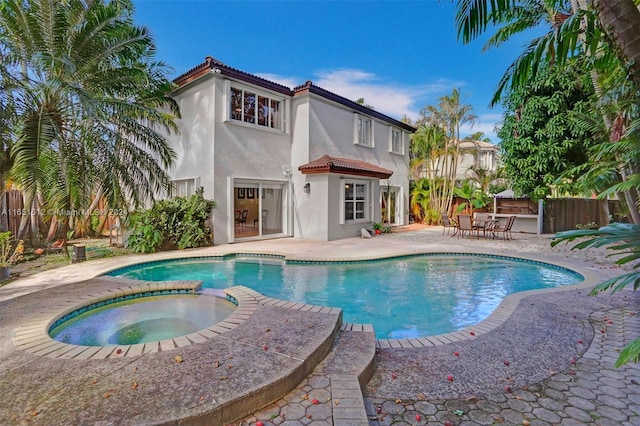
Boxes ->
[12,276,346,360]
[12,279,258,360]
[96,250,600,352]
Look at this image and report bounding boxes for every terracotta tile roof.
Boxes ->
[298,155,393,179]
[173,56,291,95]
[292,81,415,132]
[172,56,416,132]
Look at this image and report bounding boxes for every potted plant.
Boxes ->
[372,222,383,235]
[0,231,24,280]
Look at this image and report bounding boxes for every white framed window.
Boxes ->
[342,179,370,223]
[353,114,373,147]
[230,86,283,130]
[171,178,198,197]
[390,127,404,154]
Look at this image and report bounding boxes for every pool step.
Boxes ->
[315,323,377,387]
[318,324,377,425]
[237,323,377,425]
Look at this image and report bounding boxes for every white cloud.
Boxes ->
[314,69,456,120]
[256,68,505,141]
[257,68,460,121]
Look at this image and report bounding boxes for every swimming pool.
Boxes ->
[107,254,583,339]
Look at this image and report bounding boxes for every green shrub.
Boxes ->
[576,222,599,230]
[127,189,216,253]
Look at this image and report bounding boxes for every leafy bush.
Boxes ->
[127,189,216,253]
[0,232,24,266]
[576,222,599,230]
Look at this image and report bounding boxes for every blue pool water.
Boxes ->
[107,255,583,339]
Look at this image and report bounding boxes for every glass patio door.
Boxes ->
[381,186,399,225]
[233,181,285,240]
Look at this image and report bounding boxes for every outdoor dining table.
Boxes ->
[472,218,500,239]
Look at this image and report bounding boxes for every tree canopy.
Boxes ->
[0,0,179,243]
[498,59,598,199]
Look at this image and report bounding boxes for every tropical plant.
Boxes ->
[410,178,438,224]
[455,0,640,223]
[454,180,489,214]
[127,189,216,253]
[355,98,375,109]
[498,57,598,199]
[464,131,492,143]
[0,231,23,266]
[412,89,476,216]
[456,0,580,106]
[455,0,640,100]
[0,0,179,247]
[552,223,640,366]
[466,164,503,196]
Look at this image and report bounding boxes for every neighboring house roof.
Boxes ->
[173,56,416,132]
[494,189,528,199]
[458,140,498,150]
[299,155,393,179]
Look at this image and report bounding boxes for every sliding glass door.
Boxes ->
[233,181,285,240]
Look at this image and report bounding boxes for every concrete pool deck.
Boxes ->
[1,226,639,424]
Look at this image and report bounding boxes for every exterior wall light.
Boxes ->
[303,183,311,194]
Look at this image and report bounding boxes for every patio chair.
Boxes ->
[493,215,516,240]
[441,213,458,235]
[238,209,248,226]
[456,214,479,239]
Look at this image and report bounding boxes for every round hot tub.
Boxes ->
[49,292,236,346]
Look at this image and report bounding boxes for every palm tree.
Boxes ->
[592,1,640,85]
[466,164,503,195]
[456,0,579,106]
[0,0,179,245]
[419,88,476,215]
[464,131,492,143]
[456,0,640,223]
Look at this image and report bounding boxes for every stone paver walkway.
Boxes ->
[3,227,639,425]
[364,307,640,425]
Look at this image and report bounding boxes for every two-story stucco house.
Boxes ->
[167,56,415,245]
[456,140,500,180]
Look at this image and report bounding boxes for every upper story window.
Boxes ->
[354,114,373,147]
[230,87,282,130]
[390,128,404,154]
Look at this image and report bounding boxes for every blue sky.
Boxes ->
[133,0,537,143]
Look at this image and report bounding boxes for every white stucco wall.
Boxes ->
[290,93,409,240]
[167,73,412,244]
[168,75,217,198]
[168,74,293,245]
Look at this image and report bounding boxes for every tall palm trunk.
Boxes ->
[16,190,34,241]
[573,0,640,224]
[593,0,640,85]
[82,186,104,236]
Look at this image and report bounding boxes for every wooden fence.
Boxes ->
[542,198,620,234]
[1,190,25,236]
